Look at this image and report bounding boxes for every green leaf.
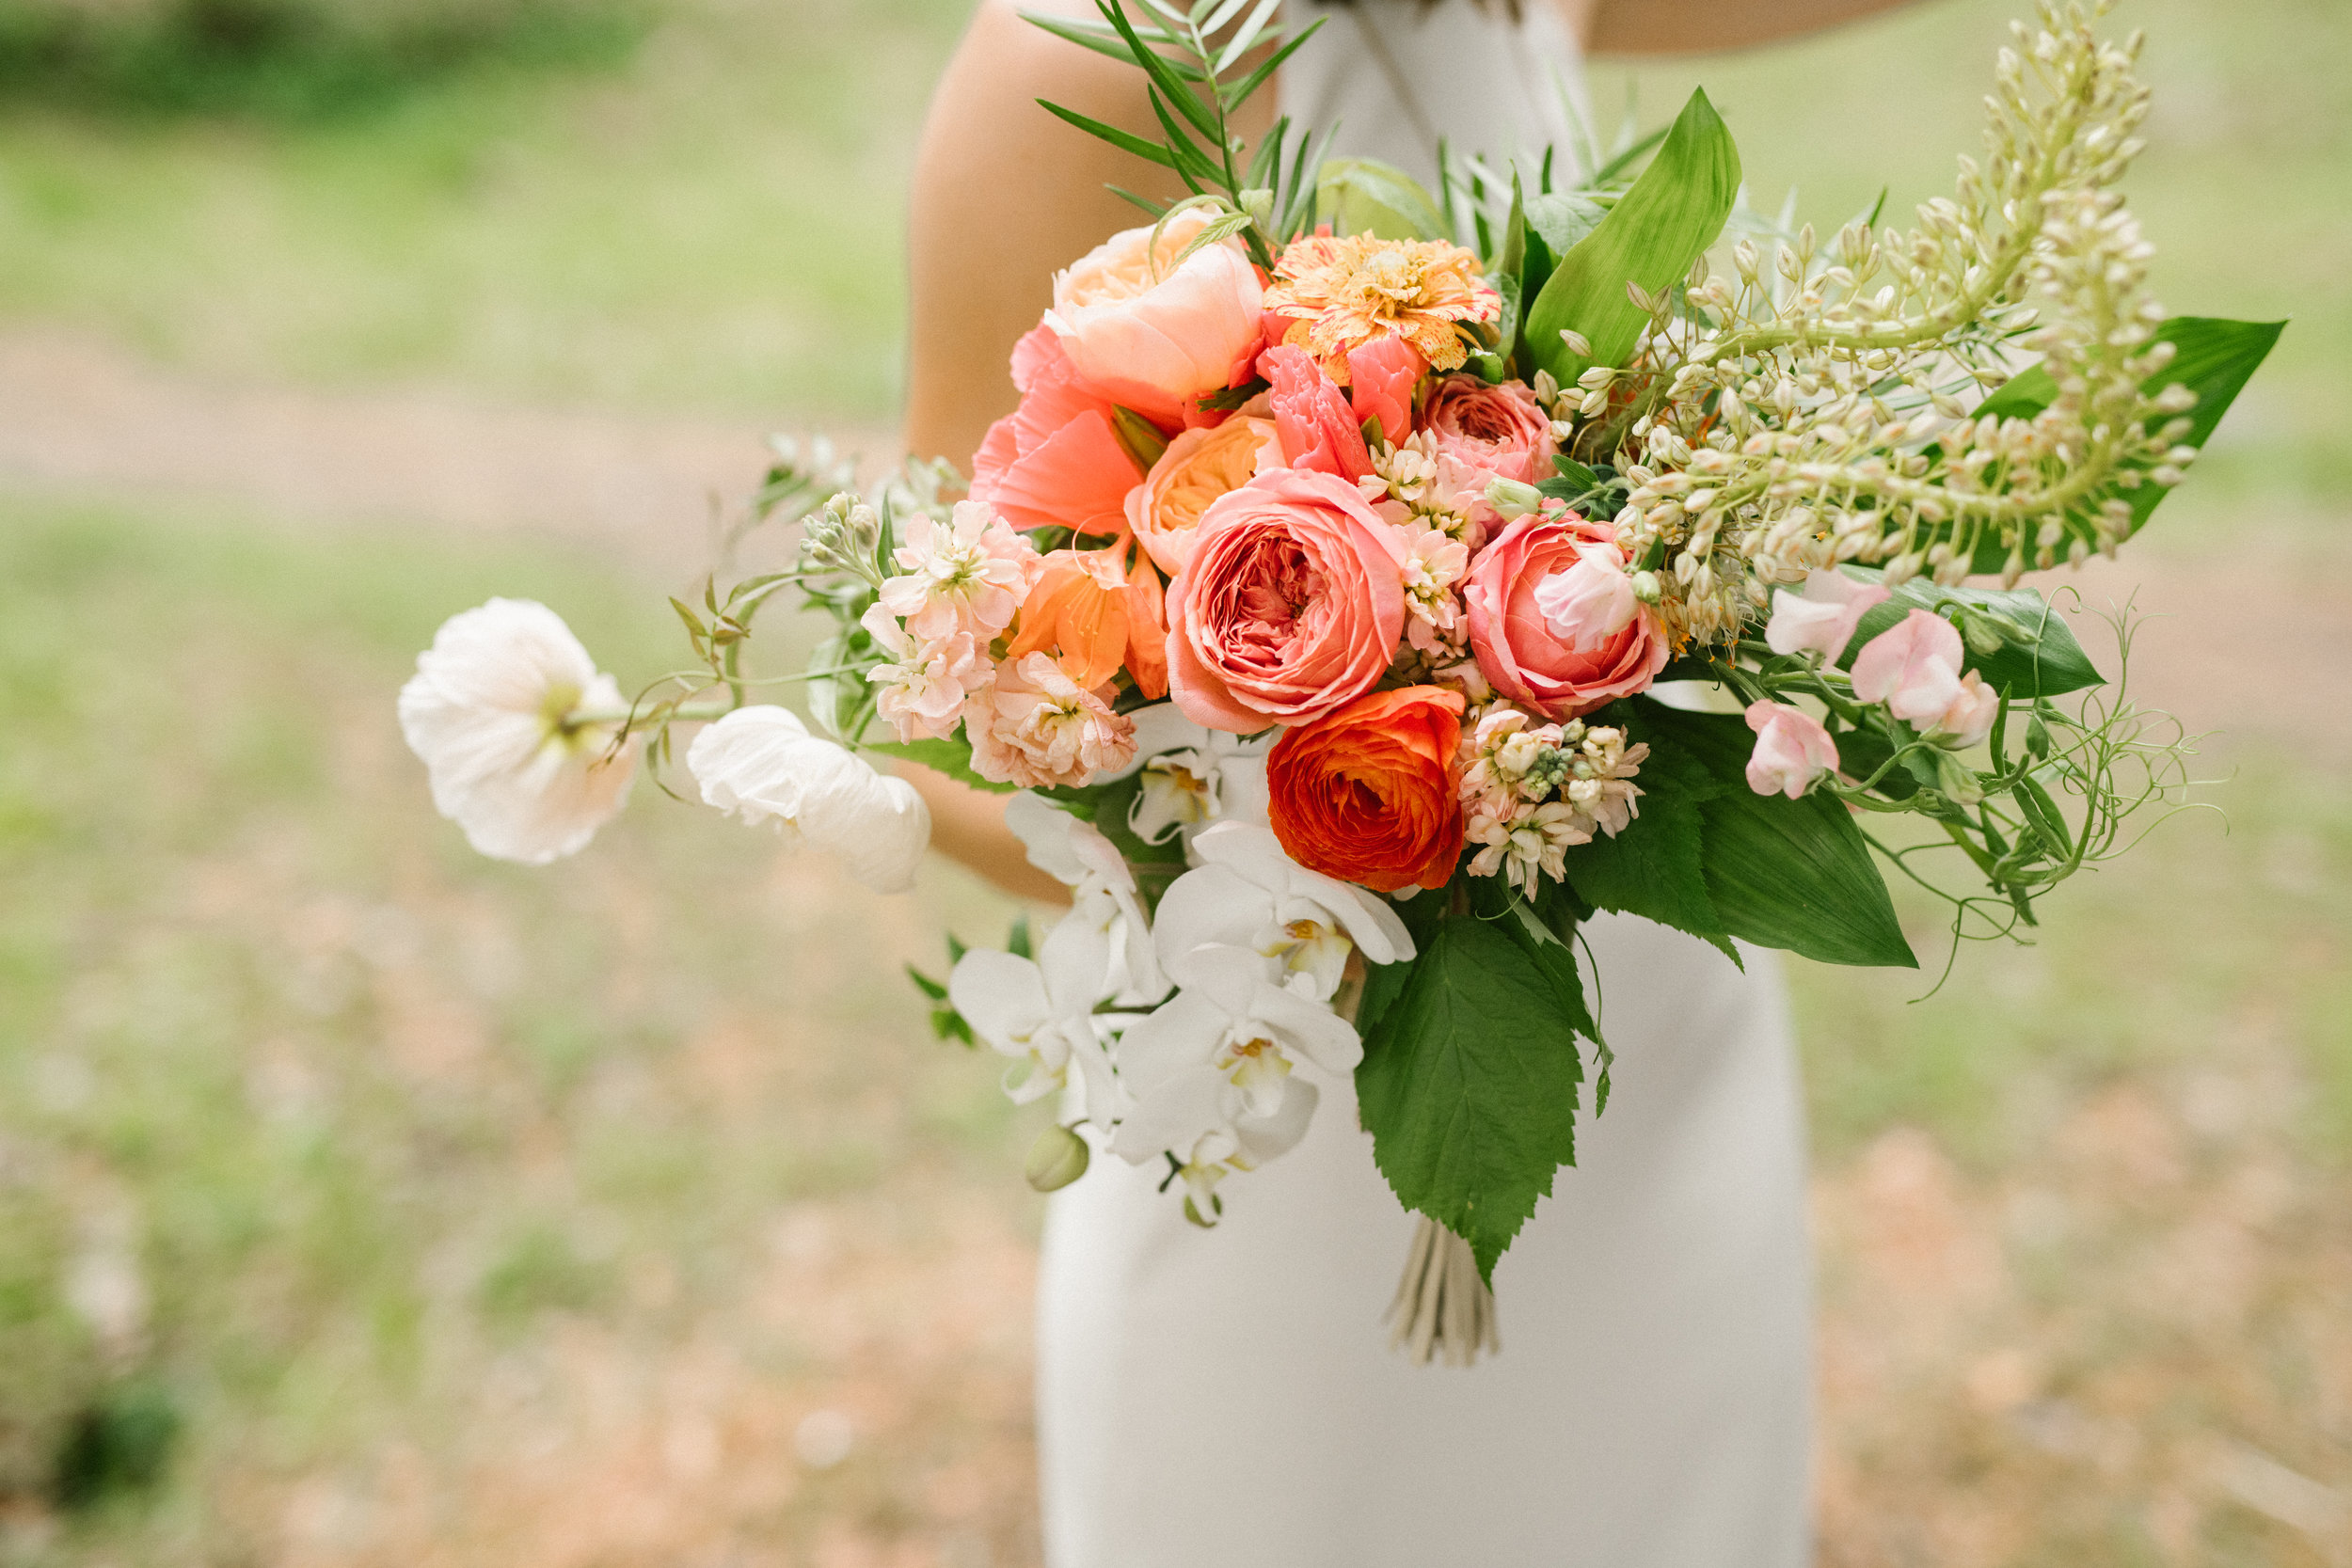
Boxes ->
[1035,98,1180,170]
[862,736,1018,794]
[1631,701,1916,969]
[1562,718,1739,964]
[1357,911,1590,1280]
[1102,0,1224,142]
[1219,21,1321,119]
[1515,190,1607,335]
[1021,12,1209,78]
[1839,573,2104,699]
[1315,156,1448,241]
[1967,315,2286,571]
[1525,89,1740,387]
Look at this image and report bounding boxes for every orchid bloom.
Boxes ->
[1152,821,1413,1003]
[1107,940,1359,1190]
[1005,792,1166,1006]
[948,913,1126,1124]
[1763,568,1892,662]
[1107,704,1275,847]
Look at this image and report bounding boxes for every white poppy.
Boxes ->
[949,913,1127,1123]
[687,705,930,894]
[1107,941,1361,1170]
[1108,704,1274,848]
[398,598,637,865]
[1151,822,1415,1002]
[1004,792,1166,1006]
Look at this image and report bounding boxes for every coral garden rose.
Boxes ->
[1045,208,1266,427]
[1464,512,1669,720]
[1125,415,1279,577]
[1422,375,1556,486]
[970,326,1143,537]
[1165,467,1407,733]
[1266,686,1467,893]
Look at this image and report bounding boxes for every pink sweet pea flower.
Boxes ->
[1929,670,2000,750]
[1165,467,1406,733]
[970,326,1144,537]
[1531,542,1637,649]
[1849,609,1967,726]
[1743,702,1839,799]
[1045,209,1266,428]
[1763,569,1891,662]
[1346,336,1426,445]
[1260,344,1373,481]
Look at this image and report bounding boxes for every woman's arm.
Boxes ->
[1572,0,1916,55]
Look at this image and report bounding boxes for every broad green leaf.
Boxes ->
[862,736,1018,794]
[1561,718,1738,963]
[1966,316,2285,571]
[1315,157,1448,241]
[1357,911,1590,1280]
[1839,574,2103,699]
[1632,702,1916,969]
[1525,89,1740,386]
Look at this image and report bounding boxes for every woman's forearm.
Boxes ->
[902,764,1072,906]
[1577,0,1916,55]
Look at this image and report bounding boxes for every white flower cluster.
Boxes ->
[947,705,1415,1226]
[1458,705,1647,897]
[1583,3,2187,651]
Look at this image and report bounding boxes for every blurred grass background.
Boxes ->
[0,0,2345,1565]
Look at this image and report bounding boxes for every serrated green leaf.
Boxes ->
[1357,911,1589,1280]
[1526,89,1740,387]
[1314,156,1448,242]
[1967,315,2284,570]
[1631,701,1915,969]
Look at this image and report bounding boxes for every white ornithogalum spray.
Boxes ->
[398,598,638,864]
[1583,3,2190,653]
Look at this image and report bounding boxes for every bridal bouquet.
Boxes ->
[399,0,2276,1361]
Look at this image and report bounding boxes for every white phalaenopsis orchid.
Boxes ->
[687,705,930,893]
[949,913,1127,1122]
[398,598,638,864]
[1108,704,1273,848]
[1005,793,1167,1006]
[1152,822,1414,1003]
[1108,941,1362,1214]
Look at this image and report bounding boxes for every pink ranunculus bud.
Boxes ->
[1260,343,1374,481]
[1743,701,1839,800]
[1345,336,1427,445]
[1928,669,1999,750]
[1849,608,1967,726]
[1045,210,1266,428]
[1531,542,1638,649]
[1763,568,1892,661]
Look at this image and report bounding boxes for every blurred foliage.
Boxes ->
[0,0,647,119]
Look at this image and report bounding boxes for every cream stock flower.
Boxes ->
[687,706,930,894]
[861,604,987,745]
[398,598,637,865]
[964,652,1136,789]
[878,499,1041,642]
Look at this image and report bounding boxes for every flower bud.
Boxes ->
[1483,477,1545,520]
[1630,570,1661,604]
[1025,1123,1091,1193]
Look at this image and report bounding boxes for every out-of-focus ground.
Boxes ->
[0,0,2346,1565]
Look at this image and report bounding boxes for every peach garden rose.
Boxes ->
[1045,207,1266,428]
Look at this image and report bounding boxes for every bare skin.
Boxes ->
[899,0,1915,900]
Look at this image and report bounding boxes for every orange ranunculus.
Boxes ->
[1267,686,1467,893]
[1005,538,1170,700]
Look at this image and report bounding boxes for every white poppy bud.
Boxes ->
[688,706,930,893]
[398,599,637,865]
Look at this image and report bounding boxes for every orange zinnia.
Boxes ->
[1266,686,1467,893]
[1261,234,1499,385]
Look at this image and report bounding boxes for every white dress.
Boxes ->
[1033,7,1816,1564]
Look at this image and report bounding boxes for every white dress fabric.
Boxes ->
[1032,8,1815,1565]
